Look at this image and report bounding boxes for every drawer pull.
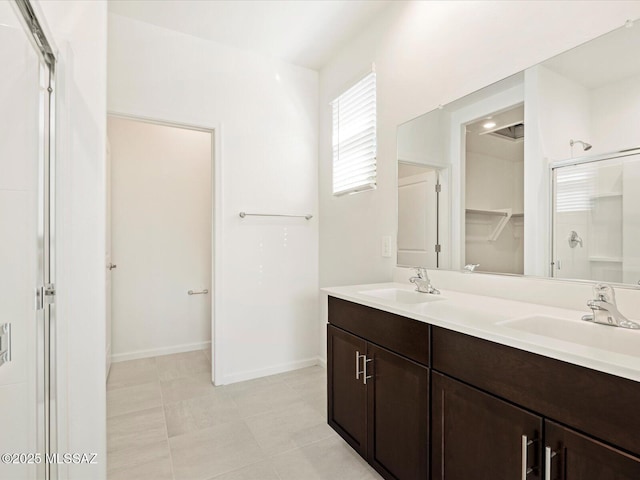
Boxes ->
[522,435,535,479]
[355,351,365,380]
[364,357,373,385]
[545,446,557,480]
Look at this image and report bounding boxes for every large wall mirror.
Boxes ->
[397,19,640,288]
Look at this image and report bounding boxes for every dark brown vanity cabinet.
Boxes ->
[328,297,640,480]
[327,297,429,480]
[545,420,640,480]
[326,325,368,456]
[366,343,429,480]
[545,421,640,480]
[431,371,640,480]
[431,372,543,480]
[433,326,640,480]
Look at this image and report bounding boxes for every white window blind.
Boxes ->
[332,72,377,196]
[555,167,594,213]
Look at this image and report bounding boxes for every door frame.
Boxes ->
[106,111,222,384]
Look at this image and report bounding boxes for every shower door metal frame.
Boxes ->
[549,146,640,282]
[12,1,57,479]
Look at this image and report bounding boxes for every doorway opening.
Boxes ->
[464,104,525,274]
[106,115,216,382]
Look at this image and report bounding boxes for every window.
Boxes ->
[555,167,594,213]
[332,72,377,196]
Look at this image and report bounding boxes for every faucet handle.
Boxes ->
[593,283,615,302]
[412,266,427,279]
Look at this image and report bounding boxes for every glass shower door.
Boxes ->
[0,1,55,479]
[552,154,640,285]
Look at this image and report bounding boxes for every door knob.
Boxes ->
[107,263,117,270]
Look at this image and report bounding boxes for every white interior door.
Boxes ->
[397,171,439,268]
[108,117,212,365]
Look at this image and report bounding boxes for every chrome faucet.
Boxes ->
[464,263,480,273]
[409,267,440,295]
[582,283,640,329]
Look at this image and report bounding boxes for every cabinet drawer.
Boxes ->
[328,296,430,366]
[432,326,640,457]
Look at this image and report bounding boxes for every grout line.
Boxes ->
[208,458,268,479]
[267,430,337,460]
[108,357,333,480]
[155,356,178,480]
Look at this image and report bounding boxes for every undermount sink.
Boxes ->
[359,288,444,305]
[498,315,640,357]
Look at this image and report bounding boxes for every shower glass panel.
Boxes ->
[552,154,640,285]
[0,1,55,479]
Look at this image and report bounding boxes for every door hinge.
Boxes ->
[435,244,442,253]
[36,284,56,310]
[435,183,442,193]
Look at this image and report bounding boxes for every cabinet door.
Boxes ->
[431,372,542,480]
[545,420,640,480]
[367,343,429,480]
[327,325,368,457]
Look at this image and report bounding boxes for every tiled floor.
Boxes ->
[107,350,382,480]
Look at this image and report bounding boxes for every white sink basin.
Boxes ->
[359,288,444,305]
[498,315,640,357]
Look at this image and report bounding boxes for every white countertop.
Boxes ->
[323,282,640,383]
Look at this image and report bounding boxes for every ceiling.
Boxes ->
[108,0,392,70]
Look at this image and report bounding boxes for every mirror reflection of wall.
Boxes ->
[464,105,524,275]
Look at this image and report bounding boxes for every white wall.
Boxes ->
[107,13,319,384]
[37,1,108,479]
[397,110,446,166]
[523,65,591,276]
[108,117,212,360]
[319,1,640,359]
[533,65,591,162]
[591,74,640,153]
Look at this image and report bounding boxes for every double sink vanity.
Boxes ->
[324,279,640,480]
[324,16,640,480]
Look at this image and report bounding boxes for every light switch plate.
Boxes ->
[382,236,392,258]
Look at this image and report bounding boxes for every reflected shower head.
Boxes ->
[570,139,592,151]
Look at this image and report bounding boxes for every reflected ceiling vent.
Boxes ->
[487,122,524,142]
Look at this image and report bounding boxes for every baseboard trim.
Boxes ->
[111,341,211,363]
[220,356,322,385]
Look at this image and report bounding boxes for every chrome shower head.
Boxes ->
[570,139,592,151]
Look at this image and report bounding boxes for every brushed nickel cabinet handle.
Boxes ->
[355,351,364,380]
[363,357,373,385]
[522,435,535,479]
[545,446,557,480]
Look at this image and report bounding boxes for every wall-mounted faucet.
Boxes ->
[410,267,440,294]
[582,283,640,329]
[464,263,480,272]
[568,230,583,248]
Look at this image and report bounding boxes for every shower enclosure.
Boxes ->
[0,1,56,479]
[551,149,640,285]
